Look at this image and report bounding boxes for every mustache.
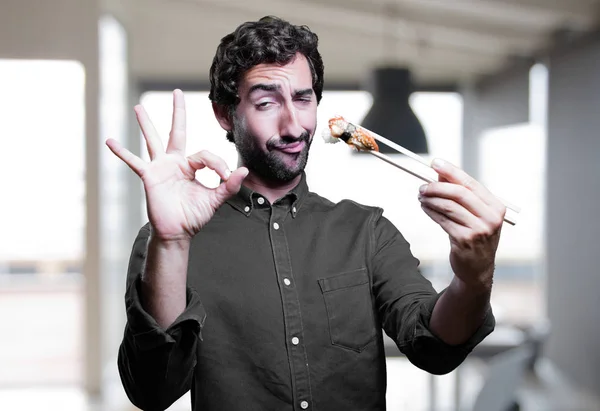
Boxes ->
[267,131,311,150]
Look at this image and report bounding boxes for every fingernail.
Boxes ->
[419,185,427,194]
[432,158,444,169]
[225,169,231,179]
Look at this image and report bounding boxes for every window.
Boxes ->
[0,59,85,385]
[477,63,548,326]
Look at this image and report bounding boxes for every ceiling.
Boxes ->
[123,0,600,88]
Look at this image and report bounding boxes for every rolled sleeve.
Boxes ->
[118,224,207,410]
[123,224,207,351]
[125,273,207,351]
[401,289,495,374]
[370,210,495,375]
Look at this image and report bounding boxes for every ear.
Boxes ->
[212,103,233,132]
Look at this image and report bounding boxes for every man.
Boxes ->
[107,16,503,411]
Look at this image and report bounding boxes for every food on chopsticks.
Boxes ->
[322,115,520,226]
[322,115,379,152]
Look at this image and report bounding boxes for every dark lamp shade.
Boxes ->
[361,67,428,154]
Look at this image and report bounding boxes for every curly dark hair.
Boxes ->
[209,16,325,142]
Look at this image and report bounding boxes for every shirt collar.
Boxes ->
[226,171,309,218]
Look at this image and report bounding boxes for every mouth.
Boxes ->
[274,141,306,154]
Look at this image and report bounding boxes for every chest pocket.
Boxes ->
[318,268,377,352]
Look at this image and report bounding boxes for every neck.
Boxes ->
[242,171,302,204]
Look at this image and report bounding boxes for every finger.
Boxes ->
[166,89,186,155]
[134,104,165,160]
[431,158,504,213]
[418,194,482,228]
[420,203,469,239]
[105,138,146,177]
[187,150,231,180]
[213,167,249,204]
[419,182,498,224]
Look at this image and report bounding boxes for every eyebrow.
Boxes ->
[248,83,281,95]
[248,83,314,98]
[294,88,314,98]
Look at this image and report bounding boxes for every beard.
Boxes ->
[231,116,313,183]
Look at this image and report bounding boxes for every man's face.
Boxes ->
[231,53,318,183]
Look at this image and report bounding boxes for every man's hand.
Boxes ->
[418,158,506,290]
[106,89,248,242]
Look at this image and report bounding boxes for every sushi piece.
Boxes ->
[322,116,379,152]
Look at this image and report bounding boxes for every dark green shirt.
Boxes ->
[118,172,494,411]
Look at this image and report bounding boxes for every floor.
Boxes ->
[516,361,600,411]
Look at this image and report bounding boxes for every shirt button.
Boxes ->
[273,222,279,230]
[300,401,309,409]
[257,197,265,205]
[283,278,291,286]
[292,206,297,213]
[244,206,250,212]
[291,337,299,345]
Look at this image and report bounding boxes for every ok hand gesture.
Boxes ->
[106,89,248,242]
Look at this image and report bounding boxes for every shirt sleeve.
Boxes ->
[117,224,207,411]
[369,210,495,375]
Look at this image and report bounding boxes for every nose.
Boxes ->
[279,102,304,140]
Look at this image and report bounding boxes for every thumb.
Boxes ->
[213,167,249,205]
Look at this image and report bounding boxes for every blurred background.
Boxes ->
[0,0,599,410]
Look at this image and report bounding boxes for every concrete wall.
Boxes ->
[545,34,600,396]
[0,0,98,62]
